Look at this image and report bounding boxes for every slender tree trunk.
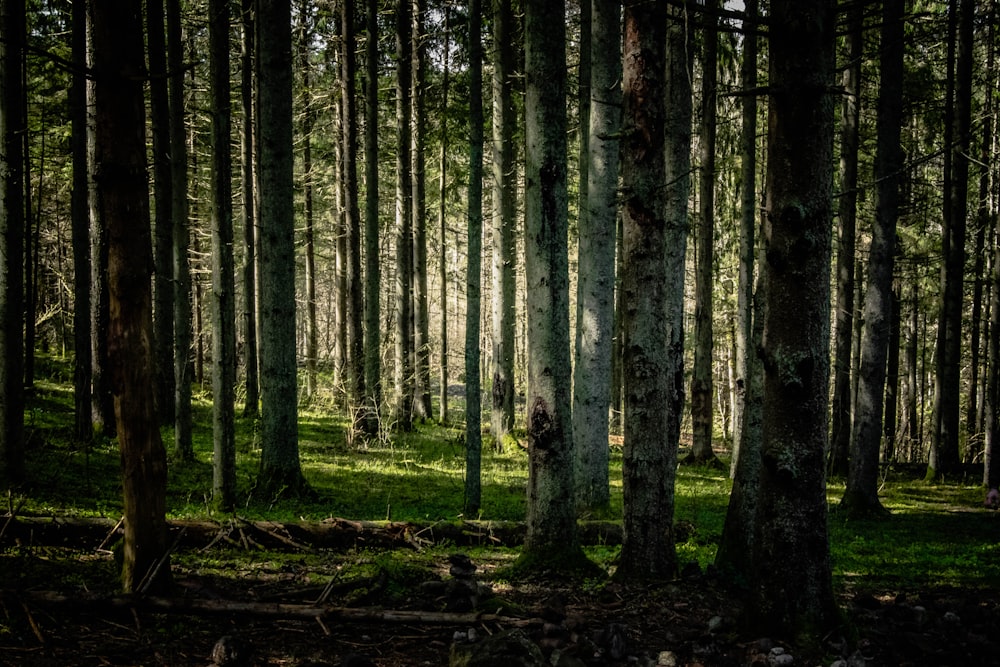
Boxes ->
[92,0,171,593]
[689,0,718,466]
[298,10,318,402]
[437,8,450,425]
[209,0,237,511]
[490,0,517,450]
[617,0,684,580]
[364,0,382,430]
[240,0,259,420]
[0,0,26,486]
[931,0,973,479]
[884,279,902,462]
[981,4,998,491]
[572,0,620,510]
[730,0,758,479]
[841,0,903,519]
[394,0,414,430]
[829,1,863,479]
[147,0,175,427]
[750,0,838,637]
[464,0,484,515]
[343,0,365,431]
[411,0,431,421]
[257,0,306,497]
[167,0,193,462]
[70,0,93,443]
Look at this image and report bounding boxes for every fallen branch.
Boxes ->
[13,590,543,628]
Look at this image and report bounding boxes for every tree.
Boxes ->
[343,0,365,428]
[298,6,318,402]
[730,0,758,477]
[70,0,92,442]
[394,0,414,430]
[168,0,193,461]
[91,0,171,592]
[617,0,685,580]
[147,0,175,427]
[257,0,306,497]
[412,0,432,421]
[0,0,26,487]
[239,0,259,420]
[519,0,586,569]
[209,0,237,510]
[364,0,382,426]
[688,0,719,467]
[490,0,516,450]
[437,7,451,425]
[841,0,904,519]
[749,0,838,637]
[930,0,974,479]
[464,0,484,515]
[572,0,620,510]
[828,0,863,478]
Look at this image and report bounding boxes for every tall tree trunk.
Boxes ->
[147,0,175,426]
[519,0,587,570]
[884,279,902,462]
[731,0,758,478]
[464,0,484,515]
[490,0,517,450]
[437,8,450,425]
[71,0,92,442]
[363,0,382,429]
[298,9,318,402]
[829,0,863,479]
[617,0,685,580]
[209,0,237,511]
[931,0,973,479]
[841,0,903,519]
[394,0,414,430]
[411,0,431,421]
[750,0,838,637]
[981,3,998,492]
[689,0,719,466]
[92,0,171,593]
[572,0,620,510]
[343,0,365,431]
[0,0,26,486]
[240,0,259,419]
[167,0,193,462]
[257,0,306,497]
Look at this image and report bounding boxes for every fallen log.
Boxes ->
[11,590,543,628]
[0,515,623,551]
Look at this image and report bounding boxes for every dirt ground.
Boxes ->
[3,546,1000,667]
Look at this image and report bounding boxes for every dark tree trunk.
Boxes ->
[828,1,863,479]
[884,279,902,462]
[92,0,171,593]
[411,0,432,421]
[0,0,26,486]
[437,8,450,425]
[464,0,484,515]
[239,0,259,420]
[750,0,838,637]
[841,0,904,519]
[394,0,414,430]
[71,0,92,442]
[363,0,382,428]
[209,0,237,511]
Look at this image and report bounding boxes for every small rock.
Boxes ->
[767,646,794,667]
[707,615,725,633]
[211,636,251,667]
[943,610,960,624]
[657,650,678,666]
[449,553,477,579]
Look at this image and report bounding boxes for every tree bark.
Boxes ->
[209,0,237,511]
[239,0,259,420]
[688,0,718,466]
[750,0,838,637]
[464,0,484,515]
[257,0,306,497]
[437,8,451,425]
[92,0,172,593]
[571,0,619,511]
[520,0,585,568]
[411,0,432,422]
[828,1,863,479]
[363,0,382,429]
[490,0,517,450]
[617,0,685,580]
[841,0,904,519]
[167,0,193,462]
[394,0,414,431]
[0,0,26,486]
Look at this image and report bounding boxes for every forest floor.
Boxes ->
[2,527,1000,667]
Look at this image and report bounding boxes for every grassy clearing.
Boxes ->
[12,355,1000,592]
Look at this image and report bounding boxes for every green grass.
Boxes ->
[12,354,1000,591]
